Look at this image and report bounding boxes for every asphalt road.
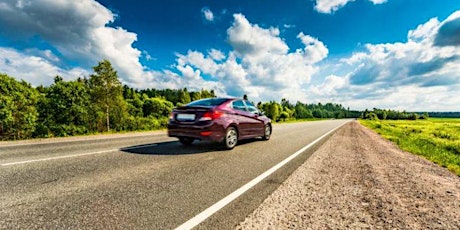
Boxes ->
[0,119,349,229]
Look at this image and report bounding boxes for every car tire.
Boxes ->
[262,124,271,140]
[223,127,238,150]
[179,137,194,146]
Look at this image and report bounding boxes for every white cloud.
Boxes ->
[142,50,154,61]
[0,47,88,86]
[369,0,387,3]
[434,11,460,47]
[208,49,226,61]
[1,0,459,111]
[177,50,221,77]
[176,14,328,102]
[314,0,387,14]
[0,0,226,95]
[283,24,295,29]
[0,1,328,103]
[227,14,289,57]
[311,11,460,111]
[0,0,146,86]
[297,32,329,64]
[201,7,214,22]
[408,18,440,42]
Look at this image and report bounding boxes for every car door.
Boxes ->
[231,100,252,137]
[243,100,265,136]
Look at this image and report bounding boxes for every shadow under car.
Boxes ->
[120,138,262,155]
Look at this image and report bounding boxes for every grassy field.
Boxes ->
[360,118,460,176]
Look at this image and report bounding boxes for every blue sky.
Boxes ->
[0,0,459,111]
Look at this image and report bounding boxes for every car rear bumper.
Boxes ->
[167,122,226,142]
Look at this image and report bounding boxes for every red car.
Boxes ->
[168,98,272,149]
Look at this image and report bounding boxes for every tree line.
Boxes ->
[4,59,449,141]
[0,60,216,140]
[256,99,361,122]
[362,108,429,120]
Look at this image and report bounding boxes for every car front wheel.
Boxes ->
[223,127,238,149]
[262,124,271,140]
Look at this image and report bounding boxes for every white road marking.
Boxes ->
[175,121,348,230]
[0,144,158,166]
[0,132,165,147]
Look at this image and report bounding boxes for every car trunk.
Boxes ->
[172,106,213,123]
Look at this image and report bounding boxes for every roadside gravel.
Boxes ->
[237,121,460,229]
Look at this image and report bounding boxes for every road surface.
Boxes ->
[0,119,349,229]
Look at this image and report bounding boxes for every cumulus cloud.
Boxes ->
[227,14,289,57]
[297,32,329,64]
[175,14,329,102]
[310,10,460,111]
[314,0,387,14]
[434,11,460,47]
[0,1,328,103]
[0,0,145,86]
[2,0,458,111]
[0,47,89,86]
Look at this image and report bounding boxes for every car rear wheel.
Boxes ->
[179,137,194,146]
[223,127,238,149]
[262,124,271,140]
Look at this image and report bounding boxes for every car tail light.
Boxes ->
[199,110,224,121]
[200,131,212,136]
[169,112,175,120]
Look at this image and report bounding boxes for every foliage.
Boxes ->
[139,88,216,105]
[4,59,455,142]
[35,76,91,137]
[88,60,124,132]
[360,118,460,176]
[428,112,460,118]
[0,60,222,140]
[143,97,174,118]
[0,73,39,140]
[362,108,426,121]
[259,99,359,122]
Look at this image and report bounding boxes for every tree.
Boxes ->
[312,109,324,118]
[178,88,191,104]
[143,97,174,118]
[420,112,429,120]
[88,60,123,132]
[279,111,289,121]
[36,76,91,136]
[294,102,313,119]
[190,91,202,101]
[0,74,39,140]
[200,89,216,99]
[261,101,281,121]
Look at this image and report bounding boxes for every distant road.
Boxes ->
[0,119,349,229]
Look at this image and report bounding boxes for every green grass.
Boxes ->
[359,118,460,176]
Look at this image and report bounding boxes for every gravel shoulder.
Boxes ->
[237,121,460,229]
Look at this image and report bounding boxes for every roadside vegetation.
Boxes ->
[1,59,360,141]
[360,118,460,176]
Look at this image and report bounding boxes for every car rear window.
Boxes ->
[186,98,228,107]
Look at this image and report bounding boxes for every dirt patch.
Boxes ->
[236,121,460,229]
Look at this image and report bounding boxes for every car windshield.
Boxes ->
[186,98,229,107]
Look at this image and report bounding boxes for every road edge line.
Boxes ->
[175,121,349,230]
[1,144,158,166]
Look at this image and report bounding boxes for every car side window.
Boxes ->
[232,100,247,111]
[244,101,259,114]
